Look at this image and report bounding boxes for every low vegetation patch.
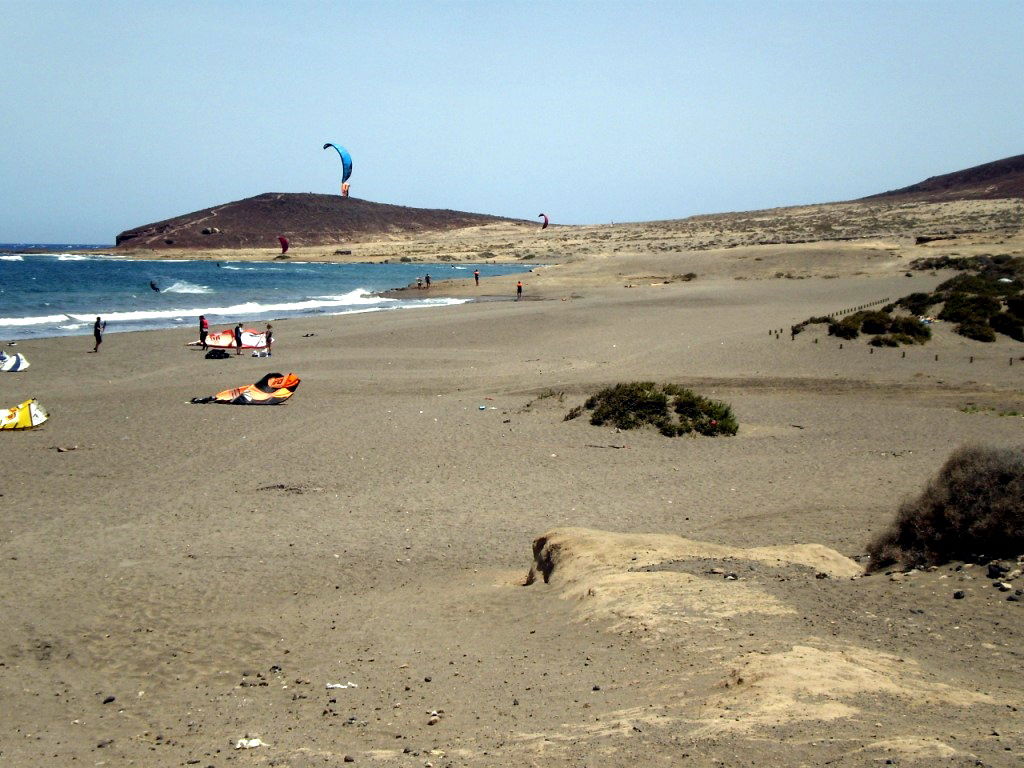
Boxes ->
[866,445,1024,571]
[805,255,1023,346]
[790,316,831,336]
[807,310,931,345]
[564,382,737,437]
[893,256,1024,342]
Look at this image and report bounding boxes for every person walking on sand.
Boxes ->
[265,323,273,357]
[234,322,244,356]
[474,269,480,286]
[516,280,523,301]
[92,316,106,352]
[199,315,209,350]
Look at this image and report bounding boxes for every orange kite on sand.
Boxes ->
[191,373,301,405]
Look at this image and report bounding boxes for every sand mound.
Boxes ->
[524,528,861,640]
[524,528,994,739]
[701,644,991,733]
[526,528,863,586]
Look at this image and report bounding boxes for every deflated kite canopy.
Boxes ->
[0,350,29,371]
[192,373,301,405]
[1,398,49,429]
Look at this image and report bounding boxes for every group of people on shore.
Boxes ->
[90,316,272,356]
[198,315,273,356]
[415,269,523,298]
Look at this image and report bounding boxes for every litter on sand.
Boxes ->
[234,737,267,749]
[325,681,358,689]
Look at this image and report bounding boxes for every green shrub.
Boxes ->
[586,382,669,430]
[936,273,1002,296]
[939,294,1001,323]
[791,316,831,336]
[564,405,584,421]
[859,311,892,335]
[828,318,860,339]
[990,312,1024,342]
[1007,296,1024,321]
[889,315,931,342]
[868,335,899,347]
[399,256,412,263]
[956,321,996,342]
[890,332,920,345]
[866,445,1024,570]
[895,292,939,316]
[569,382,737,437]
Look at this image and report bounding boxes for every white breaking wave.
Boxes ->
[0,255,24,261]
[162,280,213,294]
[326,297,469,317]
[0,314,71,326]
[57,287,396,325]
[314,288,396,306]
[57,254,90,261]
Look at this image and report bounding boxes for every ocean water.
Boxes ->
[0,247,536,340]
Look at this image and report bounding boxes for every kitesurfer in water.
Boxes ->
[234,322,243,356]
[199,315,209,350]
[150,280,159,292]
[92,317,106,353]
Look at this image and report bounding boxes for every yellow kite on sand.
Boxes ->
[1,399,49,429]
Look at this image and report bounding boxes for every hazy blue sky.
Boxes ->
[3,0,1023,243]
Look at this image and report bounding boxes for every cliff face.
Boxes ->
[115,193,523,249]
[862,154,1024,203]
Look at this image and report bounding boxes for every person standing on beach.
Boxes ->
[425,273,431,289]
[199,315,209,350]
[416,276,423,289]
[516,280,523,301]
[265,324,273,357]
[474,269,480,286]
[92,317,106,352]
[234,322,243,356]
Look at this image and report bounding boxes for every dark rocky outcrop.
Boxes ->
[862,154,1024,203]
[115,193,524,249]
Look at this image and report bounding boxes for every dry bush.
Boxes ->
[866,445,1024,571]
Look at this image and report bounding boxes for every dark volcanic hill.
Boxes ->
[862,154,1024,203]
[115,193,523,249]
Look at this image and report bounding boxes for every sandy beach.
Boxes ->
[2,228,1023,766]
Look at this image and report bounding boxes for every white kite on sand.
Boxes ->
[0,350,29,371]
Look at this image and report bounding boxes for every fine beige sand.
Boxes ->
[2,210,1023,766]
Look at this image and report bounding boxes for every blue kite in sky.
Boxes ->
[323,142,353,192]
